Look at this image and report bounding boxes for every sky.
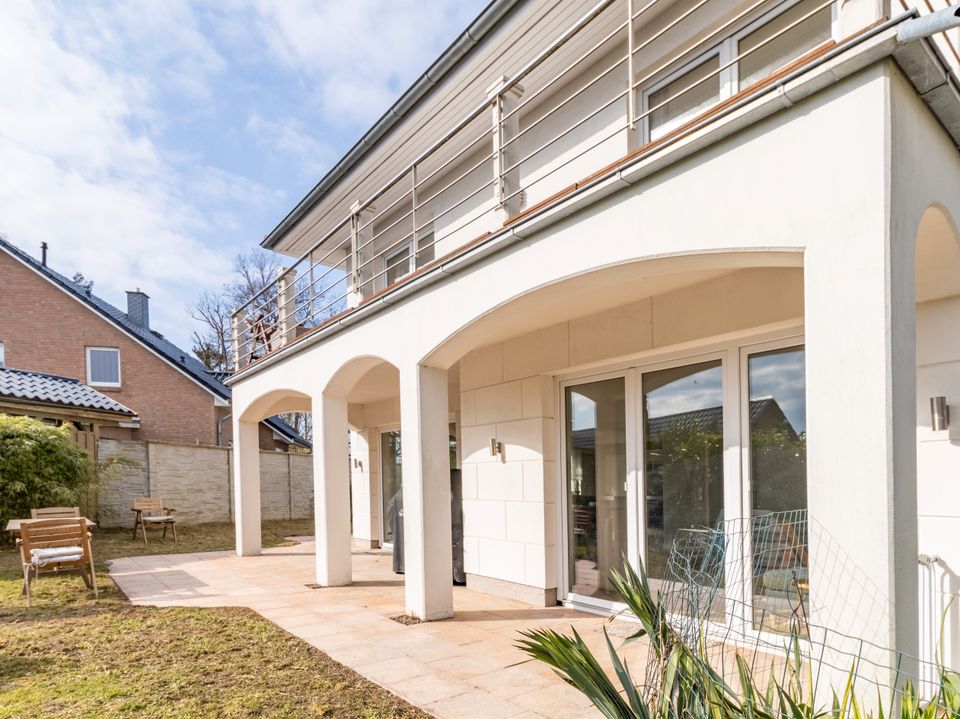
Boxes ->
[0,0,488,349]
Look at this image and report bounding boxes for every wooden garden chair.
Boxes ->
[19,518,97,607]
[30,506,80,519]
[132,497,177,544]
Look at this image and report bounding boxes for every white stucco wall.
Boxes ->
[231,60,956,657]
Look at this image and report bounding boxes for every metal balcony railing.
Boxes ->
[232,0,850,370]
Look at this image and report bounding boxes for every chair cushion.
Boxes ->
[142,515,175,523]
[30,547,83,565]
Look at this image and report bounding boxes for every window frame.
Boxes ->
[85,346,121,388]
[641,46,729,144]
[639,0,837,144]
[0,340,5,369]
[730,0,838,91]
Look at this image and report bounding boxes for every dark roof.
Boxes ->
[0,367,136,417]
[0,237,308,447]
[570,398,795,449]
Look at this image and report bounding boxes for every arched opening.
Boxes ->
[419,252,807,618]
[234,388,313,557]
[914,203,960,672]
[322,356,463,618]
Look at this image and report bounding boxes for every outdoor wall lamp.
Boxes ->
[931,396,950,431]
[489,437,504,458]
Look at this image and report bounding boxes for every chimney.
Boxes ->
[41,242,48,267]
[126,288,150,329]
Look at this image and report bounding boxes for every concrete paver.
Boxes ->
[108,538,645,718]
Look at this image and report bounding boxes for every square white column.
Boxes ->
[233,418,262,556]
[314,394,353,586]
[400,363,454,620]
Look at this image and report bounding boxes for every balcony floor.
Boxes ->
[109,538,650,718]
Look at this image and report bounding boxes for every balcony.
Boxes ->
[230,0,944,372]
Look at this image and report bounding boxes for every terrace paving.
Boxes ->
[110,537,652,718]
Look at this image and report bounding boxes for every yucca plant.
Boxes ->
[518,558,960,719]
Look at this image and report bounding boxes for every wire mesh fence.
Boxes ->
[636,509,955,717]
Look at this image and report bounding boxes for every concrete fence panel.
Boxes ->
[96,439,313,527]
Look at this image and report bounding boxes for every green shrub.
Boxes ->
[0,414,91,528]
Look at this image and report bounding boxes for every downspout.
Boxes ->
[897,5,960,43]
[217,412,232,447]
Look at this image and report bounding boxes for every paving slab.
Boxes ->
[109,538,641,718]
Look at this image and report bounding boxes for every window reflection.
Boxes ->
[643,361,724,582]
[565,378,627,602]
[748,347,808,635]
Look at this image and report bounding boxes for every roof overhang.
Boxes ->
[0,397,139,426]
[260,0,525,250]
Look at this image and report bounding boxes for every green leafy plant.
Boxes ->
[0,414,91,530]
[518,558,960,719]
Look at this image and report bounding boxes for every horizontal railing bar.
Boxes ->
[501,52,628,154]
[357,204,415,254]
[413,128,491,191]
[501,16,629,125]
[357,184,414,234]
[501,120,629,209]
[240,236,351,320]
[499,86,629,178]
[629,0,772,98]
[633,0,836,127]
[412,148,496,214]
[496,0,626,97]
[236,215,351,314]
[356,228,418,274]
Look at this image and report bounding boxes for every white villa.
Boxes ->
[226,0,960,677]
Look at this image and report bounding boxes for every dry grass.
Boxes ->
[0,520,430,719]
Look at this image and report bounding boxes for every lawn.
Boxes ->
[0,520,430,719]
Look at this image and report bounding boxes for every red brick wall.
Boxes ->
[0,250,220,445]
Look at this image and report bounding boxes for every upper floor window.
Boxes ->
[385,244,411,286]
[643,0,835,143]
[86,347,120,388]
[647,54,721,142]
[0,341,5,368]
[737,0,834,90]
[383,225,436,288]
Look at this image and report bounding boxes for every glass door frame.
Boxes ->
[558,367,639,614]
[378,424,402,550]
[556,326,805,632]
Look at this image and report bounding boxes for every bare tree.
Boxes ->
[189,249,312,442]
[189,249,282,372]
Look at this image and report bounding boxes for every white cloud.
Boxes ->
[245,113,336,178]
[0,1,266,344]
[245,0,485,127]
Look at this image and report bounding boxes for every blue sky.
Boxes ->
[0,0,487,348]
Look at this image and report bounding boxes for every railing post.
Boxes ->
[230,308,240,370]
[487,76,524,225]
[348,203,362,308]
[627,0,636,131]
[277,267,297,347]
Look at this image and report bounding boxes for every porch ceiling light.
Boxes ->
[931,396,950,432]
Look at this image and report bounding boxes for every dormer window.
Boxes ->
[86,347,121,388]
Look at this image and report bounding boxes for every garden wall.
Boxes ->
[96,438,313,527]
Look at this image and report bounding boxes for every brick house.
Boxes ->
[0,237,307,451]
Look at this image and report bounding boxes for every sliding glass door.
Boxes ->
[561,339,807,636]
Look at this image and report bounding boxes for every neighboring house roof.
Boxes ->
[570,398,797,449]
[261,0,524,250]
[0,237,309,447]
[0,366,136,417]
